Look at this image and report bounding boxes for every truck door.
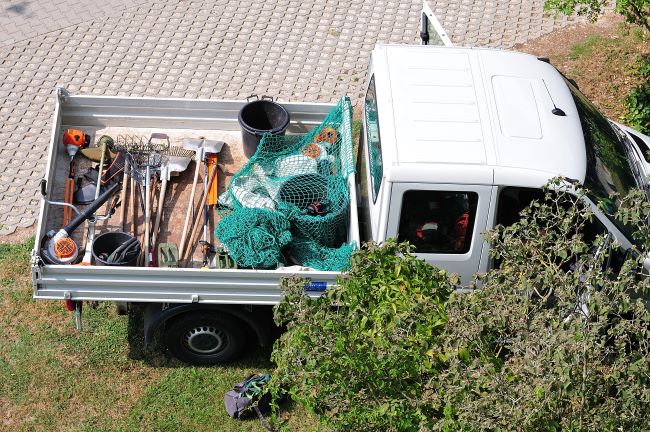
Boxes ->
[420,1,453,46]
[386,183,492,284]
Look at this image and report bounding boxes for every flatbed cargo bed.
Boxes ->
[32,88,359,304]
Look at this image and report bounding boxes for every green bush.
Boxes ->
[623,57,650,134]
[270,240,455,431]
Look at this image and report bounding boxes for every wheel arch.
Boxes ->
[143,303,274,350]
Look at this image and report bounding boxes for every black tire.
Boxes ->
[164,312,246,365]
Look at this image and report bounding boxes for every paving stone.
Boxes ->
[0,0,579,236]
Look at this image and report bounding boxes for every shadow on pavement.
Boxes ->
[6,2,30,16]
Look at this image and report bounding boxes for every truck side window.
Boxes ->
[495,187,626,272]
[365,75,383,202]
[497,187,607,240]
[398,190,478,254]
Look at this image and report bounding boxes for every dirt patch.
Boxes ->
[0,224,35,245]
[0,397,19,428]
[515,13,649,120]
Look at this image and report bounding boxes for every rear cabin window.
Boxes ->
[398,191,478,254]
[365,75,383,202]
[496,187,545,227]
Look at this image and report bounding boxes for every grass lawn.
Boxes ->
[0,240,323,431]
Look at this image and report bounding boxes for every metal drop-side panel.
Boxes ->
[32,89,359,304]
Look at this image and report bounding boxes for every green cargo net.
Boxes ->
[217,97,356,270]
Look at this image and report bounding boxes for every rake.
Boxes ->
[109,134,194,266]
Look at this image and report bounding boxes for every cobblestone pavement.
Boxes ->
[0,0,576,236]
[0,0,153,46]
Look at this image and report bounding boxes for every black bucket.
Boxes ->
[278,174,328,210]
[92,231,141,266]
[238,96,290,158]
[278,174,349,247]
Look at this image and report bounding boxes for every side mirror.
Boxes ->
[420,12,429,45]
[643,253,650,272]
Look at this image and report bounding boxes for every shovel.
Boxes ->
[151,152,193,253]
[178,139,225,259]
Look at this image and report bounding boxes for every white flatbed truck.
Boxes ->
[32,7,650,365]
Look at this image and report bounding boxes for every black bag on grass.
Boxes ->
[224,374,272,419]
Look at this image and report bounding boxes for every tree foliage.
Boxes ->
[271,182,650,431]
[544,0,650,31]
[431,183,650,431]
[623,56,650,135]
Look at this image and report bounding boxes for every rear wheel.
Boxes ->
[164,313,246,365]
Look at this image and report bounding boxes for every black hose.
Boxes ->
[63,182,121,234]
[106,237,139,264]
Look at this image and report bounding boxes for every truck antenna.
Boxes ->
[542,80,566,116]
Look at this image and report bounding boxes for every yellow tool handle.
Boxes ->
[207,153,218,206]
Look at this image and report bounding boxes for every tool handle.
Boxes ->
[207,154,219,206]
[151,176,168,250]
[130,177,137,237]
[63,182,121,234]
[118,160,129,231]
[94,143,108,200]
[63,178,74,226]
[144,167,151,267]
[179,160,202,258]
[182,163,218,264]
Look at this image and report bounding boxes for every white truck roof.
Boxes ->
[371,45,587,187]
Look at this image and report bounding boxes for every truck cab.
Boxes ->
[358,44,650,284]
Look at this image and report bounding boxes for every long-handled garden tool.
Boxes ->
[151,151,193,255]
[61,129,90,225]
[201,152,220,267]
[63,163,75,226]
[109,134,170,267]
[178,139,225,259]
[180,161,219,265]
[130,176,137,236]
[81,135,114,264]
[118,159,129,231]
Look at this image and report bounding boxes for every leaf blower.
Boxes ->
[40,182,121,264]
